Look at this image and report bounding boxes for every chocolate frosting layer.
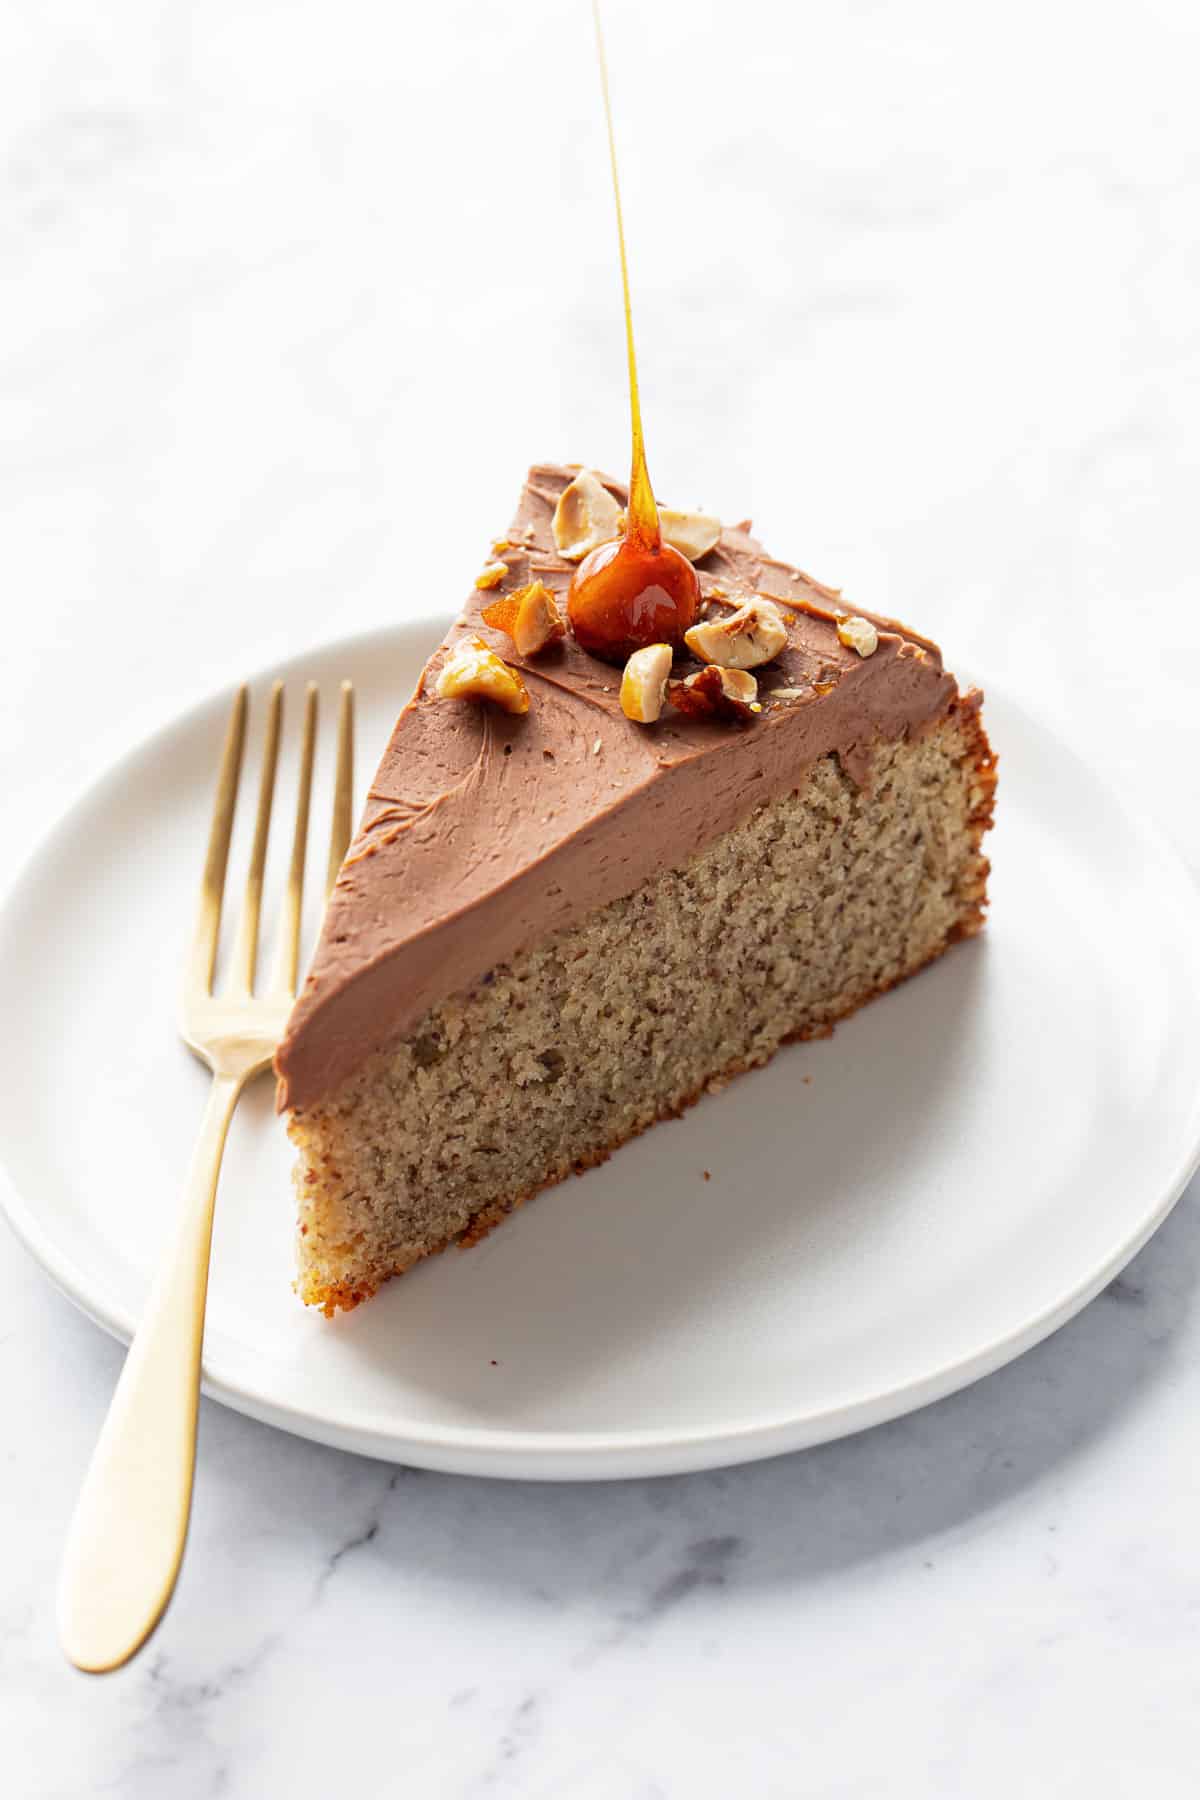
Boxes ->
[276,464,961,1111]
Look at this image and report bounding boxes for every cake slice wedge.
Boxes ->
[275,464,996,1314]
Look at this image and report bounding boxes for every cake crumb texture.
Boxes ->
[288,702,995,1314]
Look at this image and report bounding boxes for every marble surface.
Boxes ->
[3,1,1200,1793]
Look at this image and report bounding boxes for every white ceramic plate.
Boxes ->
[2,622,1199,1480]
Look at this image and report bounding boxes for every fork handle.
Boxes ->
[57,1070,243,1673]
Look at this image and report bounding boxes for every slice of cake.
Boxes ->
[275,463,996,1314]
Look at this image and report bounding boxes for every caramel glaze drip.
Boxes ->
[567,2,699,664]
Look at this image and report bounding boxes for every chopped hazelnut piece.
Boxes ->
[475,560,509,590]
[657,506,722,562]
[836,615,879,657]
[668,664,758,723]
[684,596,788,671]
[620,643,673,723]
[552,470,623,561]
[482,580,565,657]
[435,637,530,714]
[479,592,520,637]
[511,581,565,656]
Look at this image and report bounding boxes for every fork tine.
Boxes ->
[227,680,283,996]
[187,685,248,998]
[270,682,318,999]
[325,681,355,898]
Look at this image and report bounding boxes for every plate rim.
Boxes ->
[3,618,1200,1480]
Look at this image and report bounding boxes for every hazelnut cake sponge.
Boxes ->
[276,464,996,1314]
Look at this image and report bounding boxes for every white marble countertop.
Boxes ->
[4,1,1199,1793]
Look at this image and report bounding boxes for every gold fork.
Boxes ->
[57,677,355,1675]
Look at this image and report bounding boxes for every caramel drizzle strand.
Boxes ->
[592,0,659,549]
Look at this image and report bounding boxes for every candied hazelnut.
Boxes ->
[568,534,699,662]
